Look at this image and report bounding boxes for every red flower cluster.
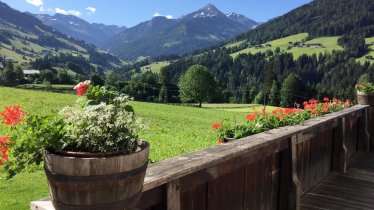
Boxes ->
[0,136,10,166]
[74,81,91,96]
[272,108,302,119]
[246,113,256,121]
[1,105,26,126]
[212,122,223,129]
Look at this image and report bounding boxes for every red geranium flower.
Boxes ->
[323,97,329,102]
[0,136,10,145]
[1,105,26,126]
[74,81,91,96]
[246,114,256,122]
[212,122,223,129]
[0,136,10,166]
[217,138,222,145]
[311,109,318,115]
[303,101,308,106]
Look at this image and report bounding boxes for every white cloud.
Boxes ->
[86,7,96,14]
[26,0,43,7]
[153,12,173,19]
[55,8,81,16]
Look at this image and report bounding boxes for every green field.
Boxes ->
[357,36,374,64]
[224,40,246,49]
[231,33,308,58]
[201,103,278,112]
[140,61,171,74]
[0,87,264,209]
[231,33,344,59]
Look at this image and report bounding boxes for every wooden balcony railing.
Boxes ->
[31,105,372,210]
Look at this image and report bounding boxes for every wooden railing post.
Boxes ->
[167,180,181,210]
[290,134,302,210]
[358,108,371,152]
[332,117,347,173]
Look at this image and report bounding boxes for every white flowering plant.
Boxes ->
[60,95,145,153]
[1,83,145,177]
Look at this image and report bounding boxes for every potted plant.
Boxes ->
[356,83,374,106]
[0,82,149,210]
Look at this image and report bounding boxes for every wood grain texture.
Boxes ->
[31,106,371,210]
[301,152,374,210]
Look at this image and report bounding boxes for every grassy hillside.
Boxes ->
[0,20,88,63]
[231,33,343,59]
[357,37,374,64]
[0,87,263,210]
[140,61,171,74]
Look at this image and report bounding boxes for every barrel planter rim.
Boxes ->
[46,140,149,158]
[357,91,374,96]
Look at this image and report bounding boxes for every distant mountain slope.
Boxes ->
[35,13,127,46]
[0,1,122,70]
[104,4,258,59]
[233,0,374,44]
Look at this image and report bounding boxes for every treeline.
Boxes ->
[161,47,374,107]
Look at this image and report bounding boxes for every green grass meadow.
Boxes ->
[231,33,343,59]
[140,61,171,74]
[0,87,265,209]
[357,36,374,64]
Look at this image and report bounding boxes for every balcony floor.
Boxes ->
[301,152,374,210]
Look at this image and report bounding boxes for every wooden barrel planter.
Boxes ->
[44,141,149,210]
[357,91,374,106]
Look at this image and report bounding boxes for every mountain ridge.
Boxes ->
[104,4,258,59]
[34,13,127,46]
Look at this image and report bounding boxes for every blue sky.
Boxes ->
[2,0,312,27]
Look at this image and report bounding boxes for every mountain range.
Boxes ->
[104,4,258,59]
[34,4,258,60]
[0,1,122,71]
[34,13,127,47]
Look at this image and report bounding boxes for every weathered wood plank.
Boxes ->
[301,152,374,210]
[291,134,302,210]
[167,180,181,210]
[143,106,369,192]
[180,184,206,210]
[206,168,245,210]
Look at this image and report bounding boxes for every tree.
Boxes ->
[358,73,370,84]
[280,73,302,107]
[90,74,105,86]
[158,67,170,103]
[269,80,280,106]
[105,72,120,90]
[178,64,217,107]
[58,70,73,84]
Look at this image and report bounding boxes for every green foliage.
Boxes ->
[59,95,144,154]
[253,91,264,104]
[3,115,66,178]
[357,83,374,93]
[214,99,352,141]
[358,74,371,84]
[178,64,217,107]
[105,72,120,89]
[280,73,302,107]
[159,67,170,103]
[269,81,280,106]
